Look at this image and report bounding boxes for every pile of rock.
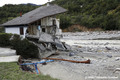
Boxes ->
[27,32,71,58]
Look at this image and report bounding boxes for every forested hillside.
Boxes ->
[52,0,120,30]
[0,4,39,24]
[0,0,120,31]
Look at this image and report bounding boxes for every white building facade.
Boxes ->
[5,26,27,38]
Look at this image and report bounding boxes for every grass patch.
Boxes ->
[0,62,58,80]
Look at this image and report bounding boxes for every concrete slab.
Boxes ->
[0,55,20,62]
[39,33,54,42]
[0,47,16,56]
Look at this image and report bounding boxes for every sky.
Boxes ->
[0,0,53,7]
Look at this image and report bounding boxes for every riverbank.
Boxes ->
[37,31,120,80]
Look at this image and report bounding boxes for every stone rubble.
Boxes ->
[36,31,120,80]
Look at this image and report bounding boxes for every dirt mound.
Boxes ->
[63,24,102,32]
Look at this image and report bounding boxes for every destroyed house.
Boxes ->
[2,4,67,38]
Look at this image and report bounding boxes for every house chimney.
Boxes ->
[20,12,22,17]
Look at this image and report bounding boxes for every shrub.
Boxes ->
[11,35,39,59]
[13,39,39,59]
[10,34,22,48]
[0,33,12,47]
[59,15,72,29]
[0,33,39,59]
[0,27,4,33]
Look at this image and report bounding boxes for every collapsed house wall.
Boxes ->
[27,16,61,38]
[28,25,38,35]
[26,16,68,58]
[41,17,53,26]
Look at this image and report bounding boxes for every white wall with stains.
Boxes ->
[5,26,27,38]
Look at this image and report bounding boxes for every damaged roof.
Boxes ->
[2,4,67,26]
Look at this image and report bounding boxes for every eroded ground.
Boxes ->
[37,31,120,80]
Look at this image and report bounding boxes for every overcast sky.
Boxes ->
[0,0,53,7]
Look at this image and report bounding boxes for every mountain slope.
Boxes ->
[0,1,120,31]
[0,4,39,24]
[52,0,120,30]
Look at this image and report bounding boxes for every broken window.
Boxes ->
[42,28,45,32]
[53,19,56,26]
[20,27,24,35]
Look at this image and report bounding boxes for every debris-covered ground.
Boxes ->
[36,31,120,80]
[61,31,120,40]
[2,31,119,80]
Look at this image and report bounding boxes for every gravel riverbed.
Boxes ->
[37,31,120,80]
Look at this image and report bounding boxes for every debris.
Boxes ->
[36,43,46,51]
[113,68,120,73]
[62,42,71,50]
[47,51,60,57]
[40,51,57,58]
[39,33,54,43]
[43,57,90,64]
[105,47,111,50]
[54,39,66,50]
[27,32,69,58]
[115,57,120,61]
[55,42,65,50]
[21,65,34,72]
[107,55,112,58]
[20,60,54,74]
[69,52,75,56]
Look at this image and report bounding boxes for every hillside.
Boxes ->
[0,4,39,24]
[52,0,120,30]
[0,0,120,31]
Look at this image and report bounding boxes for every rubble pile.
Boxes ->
[26,32,71,58]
